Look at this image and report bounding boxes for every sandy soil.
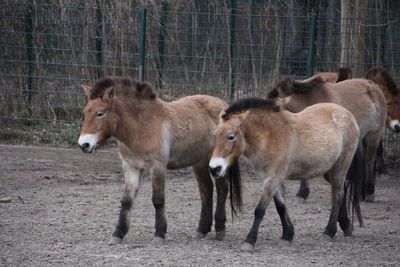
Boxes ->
[0,145,399,266]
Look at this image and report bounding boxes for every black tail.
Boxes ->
[337,67,352,82]
[345,145,364,226]
[226,159,243,217]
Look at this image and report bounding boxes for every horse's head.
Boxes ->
[209,110,250,178]
[385,89,400,133]
[78,76,157,153]
[78,81,118,153]
[366,66,400,133]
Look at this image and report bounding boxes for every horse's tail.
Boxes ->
[227,159,243,217]
[337,67,352,82]
[345,145,364,226]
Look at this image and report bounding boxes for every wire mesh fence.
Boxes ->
[1,0,399,165]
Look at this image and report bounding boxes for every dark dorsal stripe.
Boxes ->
[222,97,279,120]
[337,67,352,82]
[366,67,398,96]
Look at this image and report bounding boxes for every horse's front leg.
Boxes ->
[150,164,167,244]
[241,176,281,251]
[110,161,142,244]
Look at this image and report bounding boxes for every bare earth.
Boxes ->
[0,145,399,266]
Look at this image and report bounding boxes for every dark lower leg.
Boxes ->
[153,197,167,238]
[274,196,294,242]
[244,203,266,246]
[338,194,352,235]
[376,139,387,174]
[296,181,310,200]
[112,196,133,239]
[214,178,228,234]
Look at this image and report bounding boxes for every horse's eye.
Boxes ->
[227,134,236,141]
[97,111,106,118]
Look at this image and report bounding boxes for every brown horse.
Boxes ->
[366,66,400,133]
[78,76,240,245]
[268,77,387,203]
[209,98,362,251]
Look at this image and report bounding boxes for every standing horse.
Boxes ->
[268,77,387,203]
[78,76,238,245]
[209,98,362,251]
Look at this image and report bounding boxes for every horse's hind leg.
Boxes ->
[110,161,142,245]
[323,169,346,240]
[364,132,382,202]
[274,184,294,246]
[295,180,310,203]
[192,160,214,239]
[338,191,353,236]
[376,137,388,174]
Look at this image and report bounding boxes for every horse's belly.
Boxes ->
[167,143,211,169]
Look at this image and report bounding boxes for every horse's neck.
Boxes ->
[242,111,292,166]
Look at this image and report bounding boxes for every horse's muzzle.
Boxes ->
[79,143,94,153]
[209,166,222,178]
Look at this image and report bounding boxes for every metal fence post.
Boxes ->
[95,3,103,78]
[157,1,168,89]
[138,8,147,81]
[306,0,318,77]
[25,3,34,111]
[229,0,237,101]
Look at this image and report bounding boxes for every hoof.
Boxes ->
[343,224,353,236]
[195,232,206,240]
[279,239,292,247]
[321,234,334,242]
[109,236,123,245]
[240,242,254,251]
[215,230,226,241]
[365,193,375,203]
[151,236,165,246]
[295,197,306,204]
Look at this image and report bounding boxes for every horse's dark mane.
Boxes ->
[222,97,279,120]
[337,67,352,82]
[90,76,156,100]
[366,66,398,96]
[267,76,326,98]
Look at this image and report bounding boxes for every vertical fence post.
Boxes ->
[157,1,168,89]
[25,3,34,112]
[306,0,318,77]
[95,2,103,78]
[229,0,237,101]
[138,8,147,81]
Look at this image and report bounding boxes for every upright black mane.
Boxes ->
[267,76,326,98]
[90,76,157,100]
[222,97,280,120]
[366,66,398,96]
[337,67,352,82]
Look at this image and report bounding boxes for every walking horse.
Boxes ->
[78,76,240,244]
[209,98,362,250]
[268,77,387,202]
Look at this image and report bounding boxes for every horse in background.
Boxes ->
[78,76,241,245]
[268,77,387,203]
[304,67,352,83]
[366,66,400,173]
[209,98,362,251]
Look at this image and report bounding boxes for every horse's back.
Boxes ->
[288,103,359,179]
[329,78,387,136]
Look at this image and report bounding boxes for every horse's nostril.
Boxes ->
[80,143,90,152]
[394,124,400,132]
[209,166,222,177]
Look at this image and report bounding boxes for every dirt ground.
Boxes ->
[0,144,399,266]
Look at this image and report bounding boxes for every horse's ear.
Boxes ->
[236,110,251,125]
[136,81,157,99]
[102,87,115,101]
[81,84,93,97]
